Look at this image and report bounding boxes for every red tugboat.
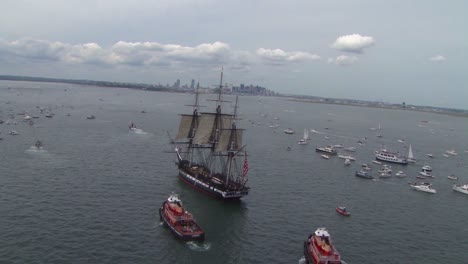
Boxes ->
[159,193,205,241]
[304,227,342,264]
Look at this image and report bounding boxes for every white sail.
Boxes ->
[303,129,309,140]
[408,144,416,162]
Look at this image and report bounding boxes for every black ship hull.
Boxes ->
[177,166,248,201]
[159,206,205,242]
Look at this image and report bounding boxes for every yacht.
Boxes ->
[419,165,433,177]
[410,183,437,194]
[453,184,468,195]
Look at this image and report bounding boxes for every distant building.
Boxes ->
[190,79,195,89]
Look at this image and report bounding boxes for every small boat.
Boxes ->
[159,193,205,241]
[268,124,279,128]
[442,154,449,157]
[355,170,373,179]
[8,130,19,135]
[338,155,355,161]
[35,140,43,148]
[446,149,458,156]
[283,128,295,134]
[397,139,405,143]
[86,115,96,119]
[372,160,382,165]
[378,164,392,174]
[344,147,356,152]
[336,206,350,216]
[45,113,54,118]
[361,164,372,171]
[298,138,308,145]
[427,153,434,158]
[395,171,407,177]
[344,159,351,166]
[304,227,343,264]
[410,183,437,194]
[321,154,330,160]
[379,171,392,178]
[453,184,468,195]
[447,175,458,180]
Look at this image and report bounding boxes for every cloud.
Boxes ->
[429,55,446,62]
[327,55,358,66]
[256,48,320,65]
[332,34,375,53]
[0,38,249,69]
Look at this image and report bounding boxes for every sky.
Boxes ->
[0,0,467,109]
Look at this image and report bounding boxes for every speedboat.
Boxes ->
[379,171,392,178]
[410,183,437,194]
[395,171,407,177]
[86,115,96,119]
[453,184,468,195]
[159,193,205,241]
[355,170,373,179]
[8,130,19,135]
[427,153,434,158]
[361,164,372,171]
[344,159,351,166]
[446,150,458,156]
[378,164,392,174]
[336,207,350,216]
[447,175,458,180]
[372,160,382,165]
[283,128,295,134]
[321,154,330,160]
[304,227,342,264]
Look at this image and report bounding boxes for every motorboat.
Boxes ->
[86,115,96,120]
[447,175,458,180]
[419,165,433,177]
[453,184,468,195]
[378,164,392,174]
[304,227,342,264]
[427,153,434,158]
[159,193,205,241]
[321,154,330,160]
[361,164,372,171]
[344,147,356,152]
[283,128,295,134]
[335,207,350,216]
[379,171,392,178]
[338,155,356,161]
[355,170,373,179]
[344,159,351,166]
[316,146,337,155]
[446,150,458,156]
[410,183,437,194]
[422,165,432,172]
[395,171,407,177]
[372,160,382,165]
[8,130,19,135]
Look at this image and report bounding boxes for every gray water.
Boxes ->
[0,81,467,264]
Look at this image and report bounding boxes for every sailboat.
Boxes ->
[298,129,309,145]
[173,71,250,200]
[407,144,416,163]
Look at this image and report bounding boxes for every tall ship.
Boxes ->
[375,148,408,165]
[173,71,250,200]
[304,227,342,264]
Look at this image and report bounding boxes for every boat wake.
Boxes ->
[25,146,47,153]
[297,256,306,264]
[130,129,147,135]
[186,241,211,251]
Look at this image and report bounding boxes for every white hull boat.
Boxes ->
[453,184,468,194]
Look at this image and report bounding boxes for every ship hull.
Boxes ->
[375,156,408,165]
[178,168,248,201]
[159,206,205,242]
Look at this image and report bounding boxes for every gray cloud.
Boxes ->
[332,34,375,53]
[429,55,446,62]
[327,55,358,66]
[256,48,320,65]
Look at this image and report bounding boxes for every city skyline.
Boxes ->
[0,1,467,109]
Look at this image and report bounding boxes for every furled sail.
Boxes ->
[175,115,196,140]
[215,129,243,152]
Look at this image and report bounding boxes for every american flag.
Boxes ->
[242,151,249,177]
